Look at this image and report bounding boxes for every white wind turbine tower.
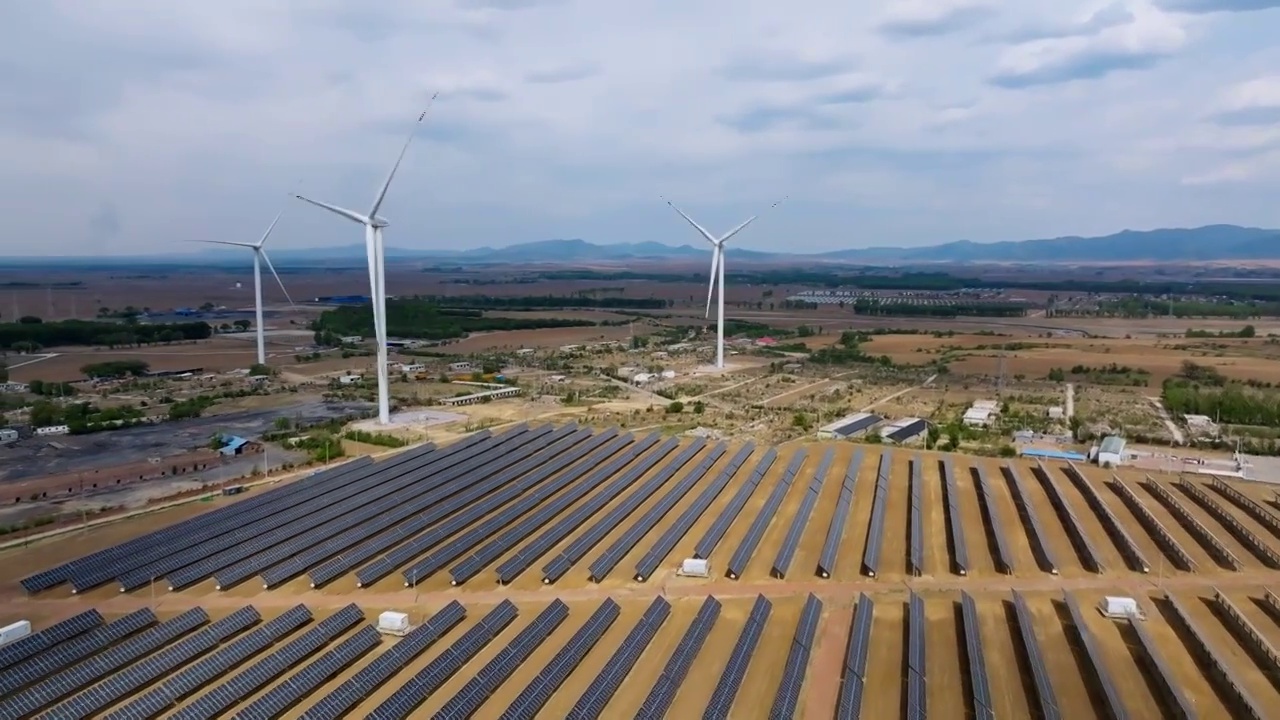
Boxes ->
[664,196,787,368]
[295,95,437,425]
[194,213,295,366]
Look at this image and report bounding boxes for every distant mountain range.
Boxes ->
[6,224,1279,266]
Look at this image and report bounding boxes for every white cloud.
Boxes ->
[0,0,1276,256]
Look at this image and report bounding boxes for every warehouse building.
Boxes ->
[817,412,883,440]
[880,418,929,444]
[1096,436,1127,467]
[963,399,1000,428]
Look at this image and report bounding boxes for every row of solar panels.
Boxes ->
[1031,463,1105,573]
[941,459,970,575]
[1111,477,1197,571]
[1002,465,1060,574]
[908,458,925,576]
[860,453,893,578]
[1060,463,1150,573]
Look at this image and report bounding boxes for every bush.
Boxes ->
[666,401,684,414]
[344,429,407,448]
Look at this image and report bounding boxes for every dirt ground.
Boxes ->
[9,441,1280,718]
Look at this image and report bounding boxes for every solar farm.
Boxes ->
[6,423,1280,717]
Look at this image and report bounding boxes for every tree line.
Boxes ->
[421,294,668,310]
[313,298,596,341]
[0,319,211,350]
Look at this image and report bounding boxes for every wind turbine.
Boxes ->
[663,196,787,369]
[295,95,437,425]
[194,213,295,366]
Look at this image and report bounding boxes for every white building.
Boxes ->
[35,425,70,436]
[337,374,362,385]
[447,361,473,373]
[1097,436,1127,467]
[339,335,364,344]
[0,428,18,444]
[0,382,29,393]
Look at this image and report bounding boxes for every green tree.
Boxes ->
[233,319,252,331]
[692,401,705,414]
[666,401,684,414]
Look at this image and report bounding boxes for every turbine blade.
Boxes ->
[295,195,370,225]
[661,196,719,246]
[193,239,257,248]
[368,93,438,218]
[259,250,296,308]
[255,210,284,248]
[719,196,788,245]
[705,246,720,319]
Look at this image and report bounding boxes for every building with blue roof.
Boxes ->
[217,435,262,456]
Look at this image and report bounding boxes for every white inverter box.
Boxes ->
[378,611,410,633]
[0,620,31,647]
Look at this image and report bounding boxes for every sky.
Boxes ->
[1,0,1279,257]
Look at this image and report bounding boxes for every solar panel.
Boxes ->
[1001,465,1059,574]
[490,434,674,585]
[816,451,863,579]
[835,593,874,720]
[0,610,151,696]
[960,592,995,720]
[694,448,777,560]
[861,452,892,578]
[0,607,207,719]
[1126,611,1197,720]
[906,593,926,720]
[1208,475,1280,537]
[365,601,520,720]
[104,604,313,720]
[772,448,834,579]
[909,456,925,576]
[1110,477,1196,572]
[404,425,624,584]
[704,595,771,719]
[972,464,1014,574]
[940,458,969,576]
[1060,463,1149,573]
[1011,591,1061,720]
[1144,478,1241,570]
[726,450,807,580]
[542,438,707,583]
[0,610,102,672]
[47,606,261,720]
[1178,478,1280,568]
[588,442,729,582]
[1061,593,1129,720]
[497,598,620,720]
[1029,462,1105,573]
[768,593,823,720]
[566,597,671,718]
[1164,591,1266,720]
[234,625,382,720]
[171,603,365,720]
[635,595,721,718]
[433,599,570,719]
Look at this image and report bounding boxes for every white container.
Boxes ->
[678,558,710,578]
[0,620,31,647]
[378,611,409,633]
[1099,596,1143,619]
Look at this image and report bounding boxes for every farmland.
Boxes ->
[6,429,1280,717]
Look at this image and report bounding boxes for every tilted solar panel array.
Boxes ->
[432,600,569,719]
[769,593,823,720]
[1001,465,1059,575]
[908,457,925,577]
[104,604,312,720]
[1208,475,1280,537]
[1029,463,1104,573]
[19,452,381,593]
[695,448,778,560]
[1162,591,1267,720]
[940,459,969,576]
[542,438,707,583]
[906,593,926,720]
[1213,589,1280,682]
[498,598,620,720]
[295,422,570,586]
[636,595,721,719]
[92,443,451,594]
[309,425,573,588]
[1110,477,1196,571]
[0,610,155,696]
[1125,609,1197,720]
[835,593,875,720]
[726,450,808,580]
[366,601,519,720]
[772,448,834,580]
[259,426,578,590]
[1178,478,1280,568]
[589,442,728,582]
[861,452,893,578]
[1061,593,1129,720]
[473,433,667,585]
[567,596,671,718]
[300,601,467,720]
[972,465,1014,574]
[959,592,994,720]
[1060,463,1149,573]
[817,451,863,578]
[137,441,470,593]
[398,428,619,585]
[0,607,207,719]
[704,594,772,719]
[634,444,755,582]
[171,603,365,720]
[44,606,261,720]
[1144,478,1241,570]
[234,625,382,720]
[1011,591,1060,720]
[0,610,102,671]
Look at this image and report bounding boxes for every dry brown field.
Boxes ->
[6,430,1280,718]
